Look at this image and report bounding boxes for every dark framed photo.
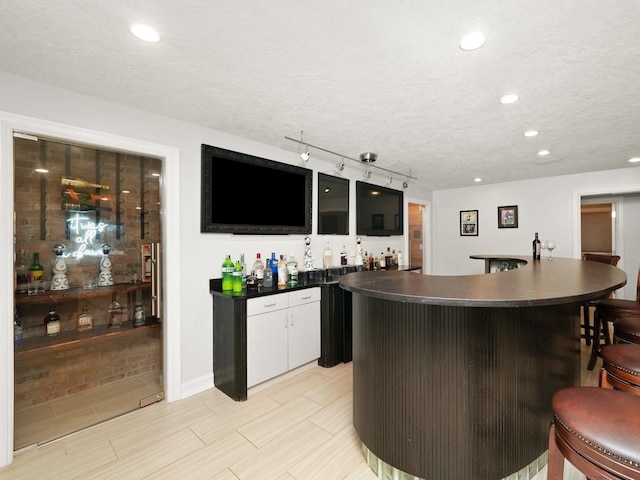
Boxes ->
[497,205,518,228]
[460,210,478,236]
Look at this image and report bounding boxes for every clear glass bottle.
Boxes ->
[323,242,333,268]
[221,255,234,291]
[277,255,288,287]
[379,252,386,270]
[108,292,124,328]
[263,260,273,287]
[246,270,258,291]
[253,253,265,285]
[44,305,61,336]
[77,306,94,331]
[15,248,29,294]
[340,245,348,266]
[287,253,298,286]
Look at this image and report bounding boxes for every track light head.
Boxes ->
[300,150,310,162]
[402,181,409,189]
[336,158,345,171]
[387,176,393,185]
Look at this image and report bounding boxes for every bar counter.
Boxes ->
[339,257,626,480]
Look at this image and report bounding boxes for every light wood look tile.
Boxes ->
[5,337,600,480]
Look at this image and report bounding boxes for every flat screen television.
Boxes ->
[317,172,349,235]
[356,180,404,236]
[201,144,312,234]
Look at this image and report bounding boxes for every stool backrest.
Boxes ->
[582,253,621,266]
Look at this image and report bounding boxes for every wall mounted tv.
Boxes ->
[317,172,349,235]
[201,144,312,234]
[356,181,404,236]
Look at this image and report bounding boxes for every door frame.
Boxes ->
[0,111,182,466]
[406,197,431,274]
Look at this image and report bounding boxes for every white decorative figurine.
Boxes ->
[303,236,314,270]
[98,243,114,286]
[355,237,364,268]
[50,244,70,290]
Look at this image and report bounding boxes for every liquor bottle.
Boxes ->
[323,242,333,268]
[287,253,298,286]
[246,270,258,291]
[77,306,94,331]
[61,201,113,212]
[221,255,234,291]
[108,292,123,328]
[368,251,375,271]
[44,305,61,336]
[533,232,541,260]
[263,259,273,287]
[397,250,403,267]
[270,252,278,285]
[15,248,29,294]
[340,245,348,266]
[61,176,110,190]
[277,255,288,287]
[253,253,265,285]
[385,247,393,269]
[232,260,243,293]
[240,254,247,289]
[61,188,113,202]
[29,252,44,294]
[14,308,23,348]
[132,303,145,327]
[379,252,386,270]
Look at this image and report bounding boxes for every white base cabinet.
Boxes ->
[246,288,320,388]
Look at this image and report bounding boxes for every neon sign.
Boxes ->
[66,213,109,260]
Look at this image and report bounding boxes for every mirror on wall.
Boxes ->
[317,172,349,235]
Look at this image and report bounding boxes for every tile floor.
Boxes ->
[4,342,600,479]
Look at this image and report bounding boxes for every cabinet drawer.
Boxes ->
[247,294,288,317]
[288,287,320,307]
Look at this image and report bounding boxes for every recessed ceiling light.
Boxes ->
[629,157,640,163]
[474,177,482,183]
[459,31,485,51]
[524,130,538,137]
[500,94,519,105]
[538,150,550,156]
[129,23,161,43]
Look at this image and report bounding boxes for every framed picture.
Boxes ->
[460,210,478,236]
[497,205,518,228]
[372,213,384,229]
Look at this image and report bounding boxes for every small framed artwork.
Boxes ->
[497,205,518,228]
[460,210,478,236]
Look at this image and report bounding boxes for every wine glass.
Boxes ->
[545,240,556,260]
[540,240,548,259]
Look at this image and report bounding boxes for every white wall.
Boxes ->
[0,71,432,466]
[432,171,640,299]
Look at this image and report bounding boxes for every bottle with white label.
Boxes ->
[253,253,265,285]
[287,253,298,286]
[77,306,94,331]
[44,305,61,336]
[323,242,333,268]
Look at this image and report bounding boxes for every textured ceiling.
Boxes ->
[1,1,639,190]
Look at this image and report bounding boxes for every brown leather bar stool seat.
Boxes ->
[548,386,640,479]
[600,343,640,395]
[615,316,640,345]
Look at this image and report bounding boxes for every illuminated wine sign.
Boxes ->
[66,213,109,259]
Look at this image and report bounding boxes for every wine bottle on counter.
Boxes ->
[533,232,541,260]
[62,188,113,202]
[44,305,61,336]
[61,176,110,190]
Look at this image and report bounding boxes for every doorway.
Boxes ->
[12,134,164,451]
[408,203,424,271]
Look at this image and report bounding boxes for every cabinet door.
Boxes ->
[247,309,288,388]
[287,300,321,370]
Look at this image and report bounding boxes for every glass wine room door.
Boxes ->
[13,133,164,451]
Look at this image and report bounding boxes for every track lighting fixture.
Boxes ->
[402,180,409,189]
[284,133,417,183]
[386,176,393,186]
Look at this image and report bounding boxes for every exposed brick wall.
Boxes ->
[14,325,161,410]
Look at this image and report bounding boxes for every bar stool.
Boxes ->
[548,386,640,479]
[615,316,640,345]
[599,343,640,395]
[588,266,640,370]
[581,254,621,346]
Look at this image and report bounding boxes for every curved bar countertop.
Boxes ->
[340,257,625,480]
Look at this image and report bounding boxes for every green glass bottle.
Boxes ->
[221,255,234,291]
[232,260,243,293]
[29,252,44,294]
